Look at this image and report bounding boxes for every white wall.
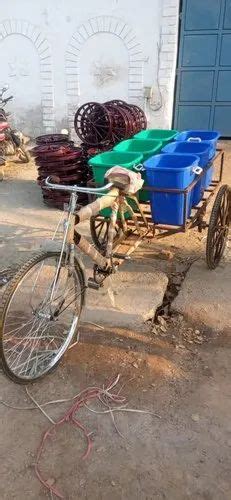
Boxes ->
[0,0,179,137]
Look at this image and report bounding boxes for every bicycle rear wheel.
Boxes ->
[90,215,124,252]
[0,251,86,383]
[206,185,230,269]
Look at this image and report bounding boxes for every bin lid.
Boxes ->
[113,138,162,153]
[144,153,200,171]
[134,129,178,140]
[88,150,143,167]
[162,141,211,154]
[175,130,220,142]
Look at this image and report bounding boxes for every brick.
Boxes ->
[163,0,178,6]
[42,116,55,121]
[161,25,177,35]
[41,101,53,106]
[43,122,55,128]
[164,34,177,43]
[161,43,176,52]
[161,33,176,41]
[163,19,178,28]
[166,52,175,61]
[159,68,172,78]
[160,51,175,63]
[160,60,173,69]
[162,14,177,24]
[162,6,178,17]
[159,51,169,61]
[66,88,78,95]
[41,92,53,98]
[160,77,171,86]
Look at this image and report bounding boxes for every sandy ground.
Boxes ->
[0,143,231,499]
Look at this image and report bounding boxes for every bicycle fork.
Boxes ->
[50,193,77,303]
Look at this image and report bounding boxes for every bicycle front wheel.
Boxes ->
[0,251,86,383]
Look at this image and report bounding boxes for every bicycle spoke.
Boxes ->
[1,253,83,380]
[20,317,51,375]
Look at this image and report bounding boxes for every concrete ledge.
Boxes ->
[82,260,168,330]
[172,259,231,332]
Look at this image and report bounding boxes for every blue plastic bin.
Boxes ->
[161,141,211,205]
[175,130,220,190]
[174,130,220,159]
[144,154,200,226]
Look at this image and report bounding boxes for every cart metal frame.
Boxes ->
[90,148,230,272]
[129,148,224,233]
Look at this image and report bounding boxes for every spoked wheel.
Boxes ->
[104,103,129,143]
[90,215,124,253]
[0,251,86,383]
[206,185,230,269]
[36,134,70,145]
[74,102,112,145]
[131,105,147,130]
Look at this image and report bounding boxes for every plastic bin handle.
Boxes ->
[187,137,201,142]
[134,163,145,172]
[192,166,203,175]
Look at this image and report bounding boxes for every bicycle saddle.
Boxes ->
[105,166,144,194]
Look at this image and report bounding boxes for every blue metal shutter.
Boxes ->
[174,0,231,136]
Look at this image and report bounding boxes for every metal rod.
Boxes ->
[220,151,224,182]
[182,191,186,231]
[45,177,113,195]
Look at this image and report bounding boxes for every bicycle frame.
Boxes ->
[45,177,149,279]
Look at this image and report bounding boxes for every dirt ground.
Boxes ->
[0,143,231,500]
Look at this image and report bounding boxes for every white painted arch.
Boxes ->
[0,19,55,132]
[65,15,144,131]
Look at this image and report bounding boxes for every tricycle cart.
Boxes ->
[0,149,229,383]
[90,148,230,270]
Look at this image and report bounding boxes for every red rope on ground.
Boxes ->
[35,375,125,499]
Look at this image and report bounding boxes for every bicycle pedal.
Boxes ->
[112,253,131,260]
[88,277,101,290]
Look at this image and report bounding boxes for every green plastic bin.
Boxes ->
[88,151,143,218]
[134,129,178,145]
[113,138,162,161]
[113,139,163,202]
[88,151,143,184]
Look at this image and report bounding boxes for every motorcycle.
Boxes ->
[0,85,30,167]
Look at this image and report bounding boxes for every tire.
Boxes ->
[206,185,230,269]
[90,215,123,253]
[18,145,30,163]
[0,251,86,384]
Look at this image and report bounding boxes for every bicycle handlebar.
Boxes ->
[45,176,113,194]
